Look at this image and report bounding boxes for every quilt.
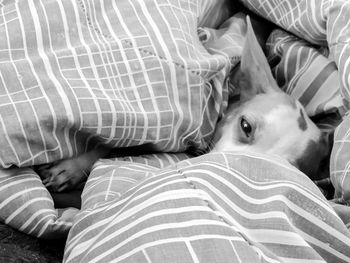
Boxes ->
[0,0,350,262]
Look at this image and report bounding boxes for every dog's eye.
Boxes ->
[240,118,252,138]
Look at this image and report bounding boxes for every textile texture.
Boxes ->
[65,152,350,263]
[0,0,350,262]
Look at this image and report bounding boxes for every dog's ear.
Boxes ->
[233,16,281,101]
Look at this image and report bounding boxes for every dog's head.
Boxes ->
[212,16,328,180]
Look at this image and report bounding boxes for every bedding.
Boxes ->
[0,0,350,262]
[65,152,350,263]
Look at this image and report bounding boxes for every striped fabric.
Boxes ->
[0,166,78,238]
[241,0,350,110]
[0,152,191,238]
[64,152,350,263]
[82,152,192,210]
[0,0,239,168]
[330,113,350,225]
[0,0,241,238]
[266,29,345,118]
[242,0,350,233]
[0,0,350,262]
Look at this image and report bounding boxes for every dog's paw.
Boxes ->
[36,158,90,192]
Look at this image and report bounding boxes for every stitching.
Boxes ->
[329,41,350,48]
[76,0,231,79]
[174,165,267,254]
[121,40,202,76]
[175,167,232,226]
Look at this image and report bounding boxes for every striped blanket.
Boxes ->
[1,0,350,262]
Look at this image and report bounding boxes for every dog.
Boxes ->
[36,16,328,192]
[211,16,328,179]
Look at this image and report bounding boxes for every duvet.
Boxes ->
[0,0,350,262]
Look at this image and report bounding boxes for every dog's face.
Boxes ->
[212,16,328,180]
[212,92,326,178]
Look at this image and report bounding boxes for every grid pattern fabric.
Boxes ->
[0,1,349,261]
[0,0,238,168]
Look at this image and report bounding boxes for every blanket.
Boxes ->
[64,152,350,263]
[1,0,350,262]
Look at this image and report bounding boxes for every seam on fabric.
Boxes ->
[173,165,271,258]
[174,167,232,227]
[76,0,225,79]
[329,41,350,48]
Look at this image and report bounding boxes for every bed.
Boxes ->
[0,0,350,262]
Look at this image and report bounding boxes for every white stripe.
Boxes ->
[74,170,346,260]
[110,235,245,263]
[5,196,52,224]
[194,185,350,262]
[0,27,35,162]
[138,0,182,149]
[99,1,149,144]
[184,170,350,244]
[68,220,232,263]
[82,0,131,146]
[0,114,20,166]
[0,185,44,210]
[19,208,54,231]
[282,258,325,263]
[28,213,54,235]
[185,240,200,263]
[16,1,59,159]
[104,169,116,201]
[66,205,214,251]
[111,1,163,142]
[28,0,74,156]
[56,1,101,133]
